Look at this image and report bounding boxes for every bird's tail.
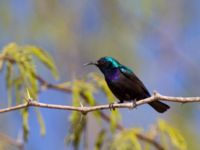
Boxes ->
[149,101,170,113]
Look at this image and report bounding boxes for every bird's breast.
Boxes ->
[105,69,121,81]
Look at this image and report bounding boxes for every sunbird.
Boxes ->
[85,56,170,113]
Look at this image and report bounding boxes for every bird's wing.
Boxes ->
[119,65,151,97]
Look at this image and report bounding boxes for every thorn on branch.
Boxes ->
[153,90,158,96]
[25,95,33,106]
[79,101,87,115]
[25,98,32,106]
[80,102,84,108]
[153,91,160,100]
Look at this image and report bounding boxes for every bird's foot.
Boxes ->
[109,102,116,111]
[109,101,124,111]
[130,99,137,109]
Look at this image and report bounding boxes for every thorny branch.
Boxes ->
[0,92,200,114]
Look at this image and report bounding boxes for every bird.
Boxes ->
[85,56,170,113]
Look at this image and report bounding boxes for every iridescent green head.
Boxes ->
[94,56,121,75]
[97,56,121,68]
[85,56,122,75]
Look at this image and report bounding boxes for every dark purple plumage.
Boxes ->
[86,56,170,113]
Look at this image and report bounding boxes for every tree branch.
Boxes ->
[0,92,199,114]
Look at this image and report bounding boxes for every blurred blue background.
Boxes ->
[0,0,200,149]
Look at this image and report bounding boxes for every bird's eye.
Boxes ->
[98,60,105,66]
[98,59,113,68]
[105,62,112,68]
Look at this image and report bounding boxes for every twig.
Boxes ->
[0,92,200,114]
[0,55,16,63]
[34,74,72,93]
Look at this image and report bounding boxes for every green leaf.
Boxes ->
[72,80,81,106]
[110,128,142,150]
[26,89,31,100]
[25,46,59,79]
[13,76,23,104]
[95,130,106,150]
[35,108,46,136]
[80,81,101,119]
[158,119,187,150]
[2,42,18,54]
[0,42,59,142]
[22,109,29,142]
[5,61,13,106]
[66,80,85,149]
[0,54,5,71]
[110,110,121,132]
[66,113,86,149]
[81,82,96,106]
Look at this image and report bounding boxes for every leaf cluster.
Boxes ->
[0,43,58,141]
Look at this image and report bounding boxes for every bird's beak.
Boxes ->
[83,61,98,66]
